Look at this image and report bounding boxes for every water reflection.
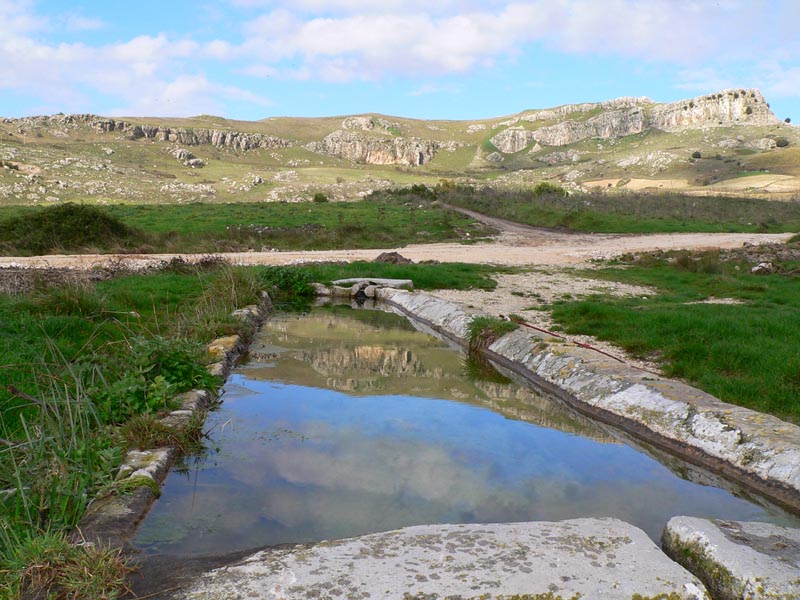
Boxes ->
[134,306,799,556]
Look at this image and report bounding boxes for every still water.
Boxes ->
[134,305,798,556]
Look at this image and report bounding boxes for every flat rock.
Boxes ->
[332,277,414,290]
[173,519,709,599]
[663,516,800,599]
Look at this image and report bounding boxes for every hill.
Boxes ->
[1,88,798,205]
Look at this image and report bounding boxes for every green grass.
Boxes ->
[435,185,800,233]
[0,198,488,255]
[549,251,800,422]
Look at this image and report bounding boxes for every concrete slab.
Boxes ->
[663,516,800,600]
[173,519,709,599]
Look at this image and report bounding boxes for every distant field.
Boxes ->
[432,185,800,233]
[0,198,491,255]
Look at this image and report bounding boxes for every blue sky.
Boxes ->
[2,0,799,121]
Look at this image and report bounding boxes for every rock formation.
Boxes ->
[491,127,538,153]
[490,88,780,151]
[6,113,292,152]
[306,130,438,166]
[341,116,400,133]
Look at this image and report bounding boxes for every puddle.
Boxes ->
[133,304,799,556]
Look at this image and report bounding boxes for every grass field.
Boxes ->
[0,197,491,255]
[549,250,800,422]
[433,185,800,233]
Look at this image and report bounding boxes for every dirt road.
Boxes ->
[0,230,792,271]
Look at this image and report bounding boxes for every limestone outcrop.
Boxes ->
[651,89,777,131]
[532,107,648,146]
[490,127,538,153]
[490,88,780,150]
[306,130,438,166]
[341,115,400,132]
[7,113,293,152]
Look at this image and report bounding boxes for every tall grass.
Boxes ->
[0,262,270,597]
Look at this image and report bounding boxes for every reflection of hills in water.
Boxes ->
[243,308,616,443]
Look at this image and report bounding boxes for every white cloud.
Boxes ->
[235,0,800,82]
[63,14,104,31]
[1,0,798,117]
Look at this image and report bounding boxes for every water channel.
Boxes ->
[133,304,799,556]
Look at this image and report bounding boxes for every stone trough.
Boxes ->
[85,283,800,599]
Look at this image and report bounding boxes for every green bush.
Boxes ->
[313,192,329,203]
[0,203,142,255]
[776,137,789,148]
[691,151,702,159]
[532,181,567,197]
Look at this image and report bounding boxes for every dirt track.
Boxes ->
[0,229,792,271]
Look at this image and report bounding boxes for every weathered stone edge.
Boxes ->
[71,292,274,549]
[377,288,800,512]
[662,516,800,600]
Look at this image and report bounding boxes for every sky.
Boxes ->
[1,0,799,122]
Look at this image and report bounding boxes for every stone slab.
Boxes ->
[173,519,709,599]
[332,277,414,289]
[663,516,800,600]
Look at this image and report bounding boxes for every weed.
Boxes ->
[0,530,133,600]
[0,203,143,255]
[467,316,519,353]
[119,414,204,454]
[434,184,800,233]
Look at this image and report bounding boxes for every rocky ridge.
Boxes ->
[5,113,293,152]
[491,88,779,151]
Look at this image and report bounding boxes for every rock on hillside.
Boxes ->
[491,88,780,149]
[7,113,293,152]
[306,130,438,166]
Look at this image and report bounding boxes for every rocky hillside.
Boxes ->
[1,88,798,204]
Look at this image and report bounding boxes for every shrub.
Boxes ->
[745,106,753,115]
[312,192,329,203]
[532,181,567,197]
[691,151,702,159]
[0,203,141,255]
[776,137,789,148]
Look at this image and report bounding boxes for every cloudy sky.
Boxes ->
[2,0,798,121]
